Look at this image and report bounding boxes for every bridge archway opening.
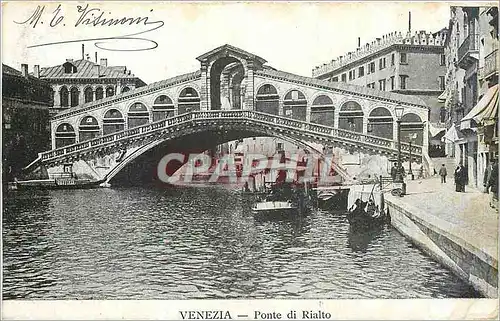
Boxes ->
[55,123,76,148]
[84,87,93,103]
[153,95,175,121]
[256,84,279,115]
[283,89,307,121]
[368,107,393,139]
[339,101,364,133]
[106,86,115,97]
[311,95,334,126]
[79,116,100,142]
[210,57,244,110]
[178,87,200,114]
[400,113,424,145]
[70,87,79,107]
[95,87,104,100]
[60,86,69,107]
[103,109,125,135]
[128,102,150,128]
[228,66,244,110]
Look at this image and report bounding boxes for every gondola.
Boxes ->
[347,198,390,229]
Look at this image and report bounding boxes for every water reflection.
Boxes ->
[2,186,481,299]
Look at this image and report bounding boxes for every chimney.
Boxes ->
[81,44,85,60]
[100,58,107,67]
[34,65,40,78]
[95,52,98,63]
[408,11,412,33]
[93,64,100,77]
[358,37,361,47]
[21,64,28,77]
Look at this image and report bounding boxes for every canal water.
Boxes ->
[3,186,480,299]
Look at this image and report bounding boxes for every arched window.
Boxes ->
[178,87,200,114]
[60,86,69,107]
[55,123,76,148]
[106,87,115,97]
[283,89,307,121]
[153,95,175,121]
[255,84,279,115]
[339,101,364,133]
[79,116,100,142]
[367,107,393,139]
[70,87,79,107]
[103,109,125,135]
[400,113,424,145]
[122,86,131,93]
[95,87,104,100]
[311,95,334,126]
[127,102,150,128]
[84,87,93,103]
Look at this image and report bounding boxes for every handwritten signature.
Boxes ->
[14,4,165,51]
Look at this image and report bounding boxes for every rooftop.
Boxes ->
[312,29,448,78]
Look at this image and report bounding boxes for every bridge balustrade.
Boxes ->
[40,110,423,164]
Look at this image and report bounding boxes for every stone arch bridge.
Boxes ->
[28,44,431,186]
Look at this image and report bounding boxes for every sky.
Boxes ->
[0,1,477,84]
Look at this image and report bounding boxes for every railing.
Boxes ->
[40,110,423,163]
[458,34,479,64]
[484,49,498,79]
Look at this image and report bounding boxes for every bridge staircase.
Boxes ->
[26,110,424,183]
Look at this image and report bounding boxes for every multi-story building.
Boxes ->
[442,6,498,188]
[36,45,146,115]
[2,64,53,182]
[312,26,448,138]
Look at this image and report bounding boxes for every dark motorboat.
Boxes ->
[347,198,390,229]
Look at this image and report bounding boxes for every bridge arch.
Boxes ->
[400,112,424,145]
[103,108,125,135]
[339,100,364,133]
[208,56,246,110]
[283,88,308,121]
[367,107,393,140]
[78,115,100,142]
[70,86,79,107]
[255,83,279,115]
[59,86,69,107]
[95,87,104,100]
[105,86,115,97]
[127,102,150,128]
[152,95,175,121]
[178,86,201,114]
[310,94,335,126]
[55,123,76,148]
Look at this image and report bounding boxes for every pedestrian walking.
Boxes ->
[438,164,447,183]
[454,164,465,192]
[390,163,398,181]
[486,159,498,210]
[418,164,424,179]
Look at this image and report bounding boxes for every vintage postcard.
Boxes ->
[1,1,499,320]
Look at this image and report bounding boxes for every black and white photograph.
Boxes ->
[1,1,498,319]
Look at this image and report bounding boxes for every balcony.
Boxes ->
[483,49,498,80]
[457,34,479,69]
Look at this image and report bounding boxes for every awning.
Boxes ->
[441,124,464,143]
[437,90,447,103]
[461,84,498,130]
[429,122,446,137]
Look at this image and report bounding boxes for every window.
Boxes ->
[439,76,445,90]
[349,70,355,80]
[367,82,375,89]
[277,142,284,151]
[400,75,408,89]
[369,62,376,73]
[358,66,364,77]
[391,53,395,66]
[378,79,386,91]
[400,53,407,64]
[341,73,347,82]
[379,58,386,70]
[440,54,446,66]
[390,76,395,90]
[331,76,338,82]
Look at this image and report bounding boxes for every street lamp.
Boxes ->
[395,105,404,184]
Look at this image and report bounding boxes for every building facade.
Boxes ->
[442,6,498,188]
[2,64,53,181]
[312,28,448,129]
[36,48,146,116]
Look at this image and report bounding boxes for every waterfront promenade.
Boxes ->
[385,176,498,298]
